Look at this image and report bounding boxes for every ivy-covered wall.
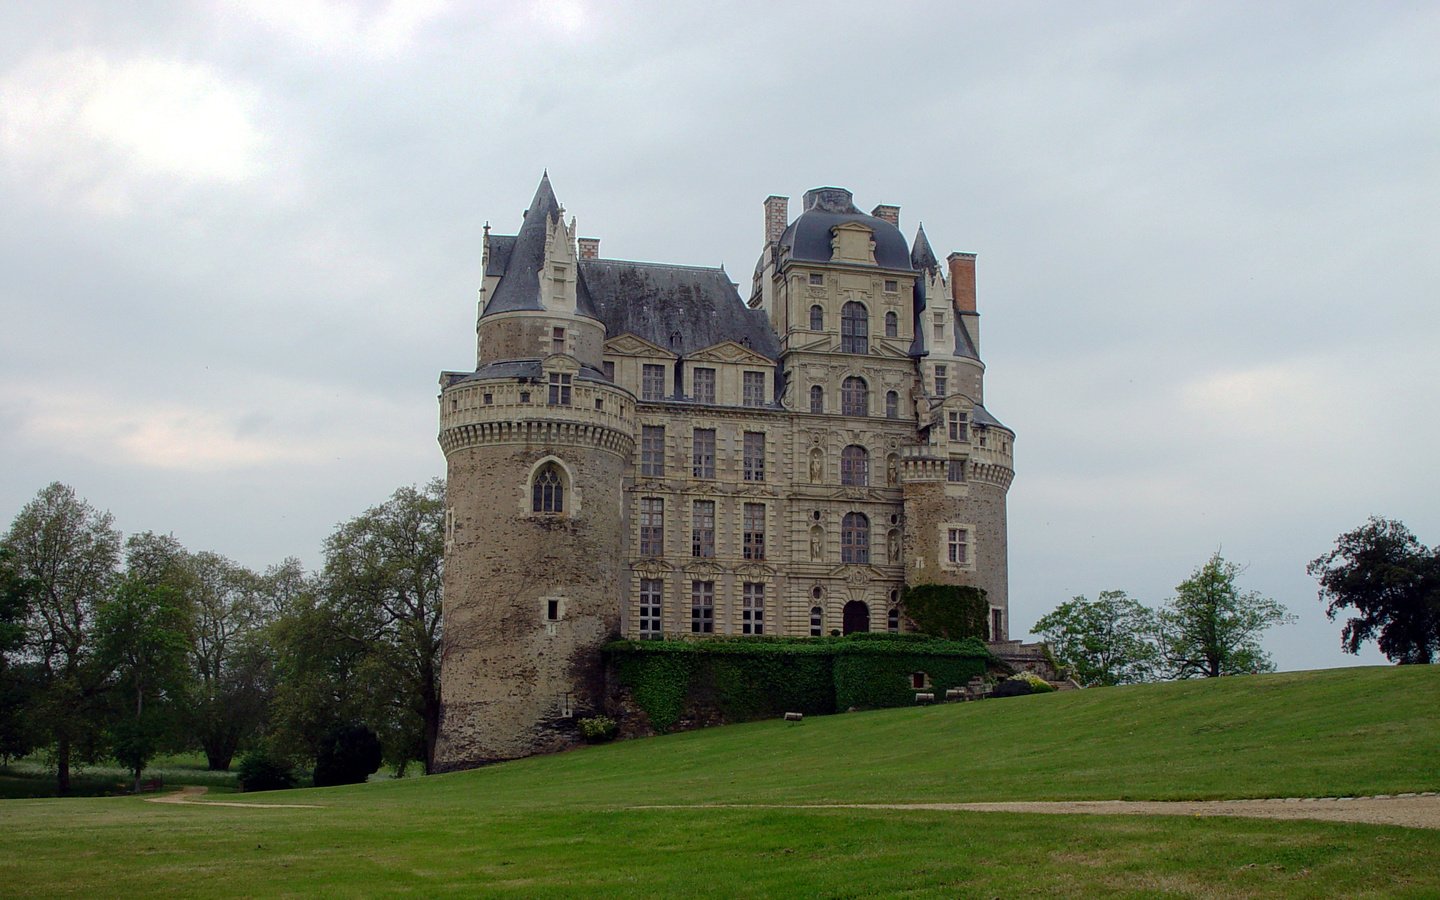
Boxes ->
[605,634,991,733]
[901,584,990,640]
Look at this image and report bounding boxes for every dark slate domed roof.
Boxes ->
[778,187,914,270]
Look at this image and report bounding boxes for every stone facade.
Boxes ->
[433,177,1017,770]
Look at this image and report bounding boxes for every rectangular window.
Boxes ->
[809,272,824,286]
[640,579,663,638]
[991,607,1004,641]
[690,581,714,633]
[947,527,969,566]
[742,583,765,635]
[948,410,968,443]
[641,426,665,477]
[552,327,566,355]
[639,498,664,556]
[743,431,765,482]
[947,458,966,483]
[934,365,947,397]
[483,392,493,405]
[642,364,665,401]
[694,367,716,404]
[603,361,615,381]
[547,373,571,406]
[692,500,715,558]
[547,599,560,621]
[743,503,765,560]
[884,279,898,292]
[742,371,765,407]
[933,313,945,341]
[692,428,715,479]
[977,427,988,448]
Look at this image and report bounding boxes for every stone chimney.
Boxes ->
[577,237,600,260]
[871,204,900,228]
[947,252,977,313]
[764,195,789,243]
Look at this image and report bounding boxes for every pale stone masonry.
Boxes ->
[433,176,1016,770]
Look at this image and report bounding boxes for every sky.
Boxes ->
[2,1,1436,672]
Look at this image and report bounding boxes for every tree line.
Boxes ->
[1035,523,1440,688]
[0,481,444,793]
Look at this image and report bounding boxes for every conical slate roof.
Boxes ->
[910,223,938,272]
[483,175,598,318]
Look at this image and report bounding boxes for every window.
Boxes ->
[743,503,765,560]
[519,390,530,404]
[809,272,824,286]
[841,376,868,416]
[743,371,765,407]
[640,579,662,638]
[884,279,898,293]
[742,583,765,635]
[694,368,716,404]
[809,305,824,330]
[977,427,988,448]
[947,527,969,566]
[483,392,493,405]
[809,385,824,414]
[841,302,869,354]
[841,513,870,564]
[991,607,1004,642]
[884,310,898,337]
[947,458,966,483]
[840,445,869,486]
[948,411,968,443]
[888,607,900,633]
[692,428,715,479]
[531,464,564,514]
[885,391,899,419]
[690,581,714,633]
[809,605,824,637]
[640,426,666,477]
[640,498,663,556]
[692,500,715,558]
[595,397,604,410]
[642,364,665,401]
[603,361,615,381]
[552,327,566,354]
[933,313,945,341]
[743,432,765,482]
[547,599,560,621]
[934,365,947,397]
[548,373,571,406]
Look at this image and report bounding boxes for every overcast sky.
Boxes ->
[3,1,1436,672]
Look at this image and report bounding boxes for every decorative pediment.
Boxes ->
[734,562,777,579]
[605,333,677,359]
[683,560,726,579]
[631,559,674,579]
[541,353,580,374]
[830,221,877,265]
[688,340,775,366]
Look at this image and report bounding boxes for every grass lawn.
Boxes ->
[0,751,240,798]
[2,665,1438,897]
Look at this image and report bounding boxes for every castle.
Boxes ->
[432,176,1016,770]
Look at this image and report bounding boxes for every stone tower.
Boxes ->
[432,176,635,770]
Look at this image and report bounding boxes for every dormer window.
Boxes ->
[548,373,571,406]
[933,313,945,341]
[552,327,566,354]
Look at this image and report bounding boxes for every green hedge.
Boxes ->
[606,634,991,732]
[901,584,989,640]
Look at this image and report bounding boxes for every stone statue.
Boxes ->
[810,526,824,561]
[809,448,823,483]
[888,531,900,564]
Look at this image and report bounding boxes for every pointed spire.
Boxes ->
[910,223,938,272]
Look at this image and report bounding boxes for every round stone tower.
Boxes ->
[433,176,635,770]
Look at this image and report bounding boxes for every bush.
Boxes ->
[1017,672,1056,693]
[312,724,382,788]
[578,716,618,744]
[235,750,297,792]
[991,678,1033,698]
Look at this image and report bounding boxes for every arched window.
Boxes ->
[884,310,898,338]
[809,385,824,414]
[841,512,869,564]
[840,445,869,486]
[841,302,869,353]
[810,605,824,637]
[841,376,868,416]
[531,464,564,514]
[888,607,900,633]
[885,390,899,419]
[809,305,824,331]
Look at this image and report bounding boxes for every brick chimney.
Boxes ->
[947,252,977,313]
[764,195,789,243]
[577,237,600,260]
[871,204,900,228]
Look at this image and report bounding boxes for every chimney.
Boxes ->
[764,195,789,243]
[947,252,977,313]
[871,204,900,228]
[577,237,600,260]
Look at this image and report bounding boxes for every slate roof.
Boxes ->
[778,187,915,271]
[581,258,782,361]
[972,403,1011,432]
[442,359,608,389]
[483,175,599,319]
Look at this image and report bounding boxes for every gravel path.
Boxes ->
[143,785,322,809]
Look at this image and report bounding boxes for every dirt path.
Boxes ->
[640,793,1440,830]
[143,785,322,809]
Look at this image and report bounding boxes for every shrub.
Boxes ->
[578,716,618,744]
[235,749,297,792]
[992,678,1033,698]
[1017,672,1056,693]
[312,724,382,788]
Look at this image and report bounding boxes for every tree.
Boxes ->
[1032,591,1160,686]
[0,547,38,762]
[95,575,191,792]
[1,483,121,793]
[1158,553,1295,678]
[1307,517,1439,664]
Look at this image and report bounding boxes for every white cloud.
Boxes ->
[221,0,452,58]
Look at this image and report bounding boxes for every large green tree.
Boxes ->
[1,483,121,793]
[0,547,38,761]
[1032,591,1160,686]
[1307,517,1439,664]
[1159,553,1295,678]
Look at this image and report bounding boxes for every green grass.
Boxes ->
[0,752,240,798]
[2,665,1438,897]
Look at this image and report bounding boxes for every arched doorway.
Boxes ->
[842,600,870,635]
